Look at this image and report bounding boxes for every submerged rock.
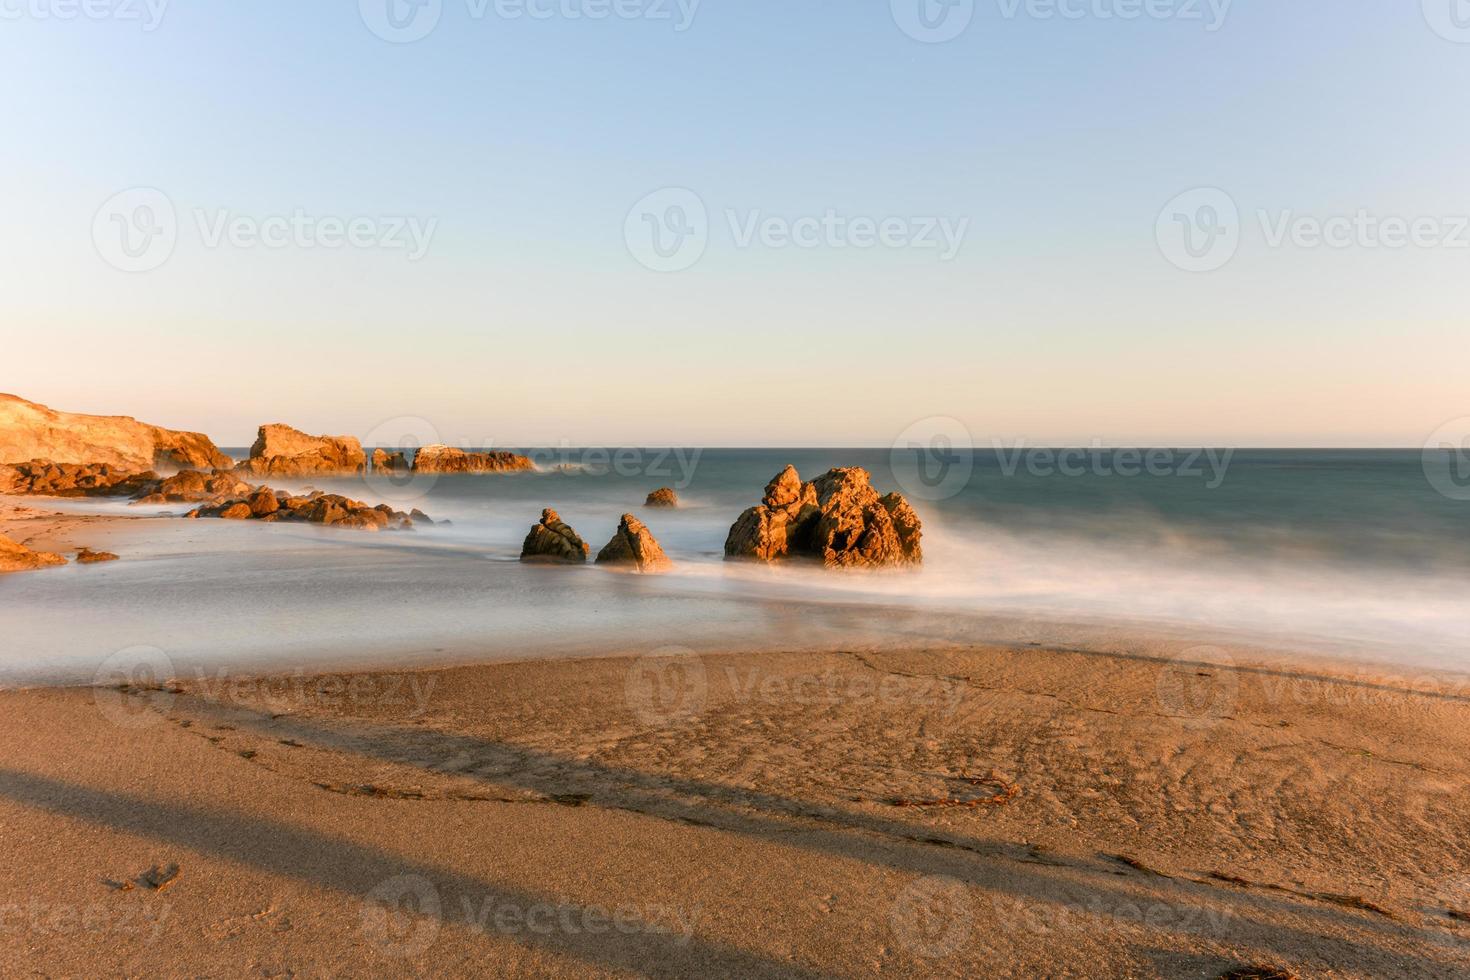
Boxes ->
[596,514,672,573]
[236,424,366,477]
[411,445,535,474]
[520,508,589,563]
[0,533,66,574]
[644,487,679,508]
[724,466,921,568]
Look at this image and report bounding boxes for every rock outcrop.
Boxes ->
[0,394,230,471]
[132,469,252,505]
[596,514,672,573]
[187,489,420,532]
[644,487,679,508]
[520,509,589,563]
[371,448,409,472]
[411,445,535,474]
[75,548,119,564]
[724,466,922,568]
[723,465,818,563]
[235,424,366,477]
[0,461,159,498]
[0,533,66,574]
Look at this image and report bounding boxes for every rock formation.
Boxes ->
[0,461,159,498]
[187,489,419,531]
[132,469,252,504]
[75,548,119,564]
[724,466,922,568]
[0,393,230,471]
[411,445,535,474]
[371,448,409,472]
[595,514,672,573]
[235,424,367,477]
[0,533,66,574]
[520,508,589,563]
[644,487,679,508]
[723,465,818,563]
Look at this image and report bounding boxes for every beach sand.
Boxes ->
[3,499,1470,976]
[1,637,1469,976]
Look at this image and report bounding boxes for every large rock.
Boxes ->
[412,445,535,474]
[596,514,672,573]
[723,465,818,563]
[520,508,589,563]
[0,533,66,574]
[236,424,366,477]
[724,466,922,568]
[0,393,229,471]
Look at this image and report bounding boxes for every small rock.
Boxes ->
[595,514,672,573]
[520,508,589,563]
[644,487,679,508]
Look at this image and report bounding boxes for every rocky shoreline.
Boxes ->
[0,395,924,575]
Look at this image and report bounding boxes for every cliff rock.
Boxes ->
[412,445,535,474]
[0,393,229,471]
[236,424,366,477]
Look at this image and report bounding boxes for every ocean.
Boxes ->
[2,448,1466,686]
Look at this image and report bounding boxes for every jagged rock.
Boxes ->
[644,487,679,508]
[235,424,366,477]
[520,508,589,563]
[0,533,66,573]
[409,508,434,525]
[0,393,230,471]
[132,468,251,505]
[0,461,159,498]
[596,514,672,573]
[724,466,922,568]
[723,465,818,562]
[75,548,119,564]
[411,445,535,474]
[371,448,409,472]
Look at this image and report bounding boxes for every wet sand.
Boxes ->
[1,636,1468,977]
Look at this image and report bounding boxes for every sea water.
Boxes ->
[1,449,1466,686]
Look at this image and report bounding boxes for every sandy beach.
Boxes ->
[2,495,1469,980]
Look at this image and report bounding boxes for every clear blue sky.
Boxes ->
[2,2,1466,446]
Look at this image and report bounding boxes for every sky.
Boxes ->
[1,0,1466,448]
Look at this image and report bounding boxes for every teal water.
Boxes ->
[1,449,1465,686]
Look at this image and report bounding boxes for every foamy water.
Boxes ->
[1,449,1466,686]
